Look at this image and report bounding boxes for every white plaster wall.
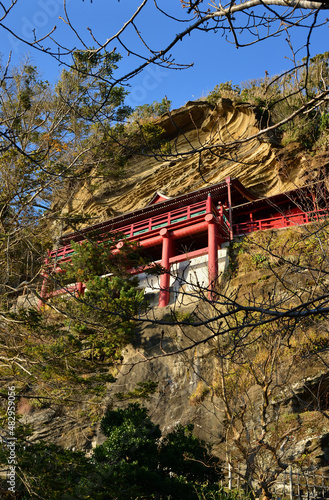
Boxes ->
[137,245,229,307]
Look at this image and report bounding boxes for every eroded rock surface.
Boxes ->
[58,99,320,231]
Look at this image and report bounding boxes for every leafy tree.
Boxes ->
[0,404,222,499]
[93,403,222,500]
[0,3,329,496]
[0,235,149,410]
[54,49,133,179]
[59,236,150,361]
[0,63,54,298]
[129,98,172,122]
[0,50,134,308]
[0,440,93,500]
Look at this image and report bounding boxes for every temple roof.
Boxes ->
[146,191,173,206]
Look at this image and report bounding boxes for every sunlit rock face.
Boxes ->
[59,98,314,228]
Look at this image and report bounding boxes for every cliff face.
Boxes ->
[25,99,329,472]
[59,99,320,227]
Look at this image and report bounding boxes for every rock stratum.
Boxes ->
[60,98,323,226]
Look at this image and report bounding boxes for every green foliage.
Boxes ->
[206,81,241,104]
[251,252,268,267]
[196,486,253,500]
[300,331,329,357]
[227,224,329,278]
[117,98,173,157]
[54,48,133,179]
[141,122,165,146]
[1,306,117,405]
[159,423,219,482]
[206,52,329,150]
[0,405,222,499]
[0,440,93,500]
[0,235,151,406]
[55,236,150,362]
[319,112,329,132]
[161,309,196,325]
[93,403,222,499]
[66,274,142,361]
[123,120,169,156]
[0,49,138,306]
[56,48,131,128]
[190,382,210,406]
[130,98,172,121]
[64,237,148,282]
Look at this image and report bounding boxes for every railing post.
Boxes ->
[38,255,50,308]
[311,192,319,221]
[38,272,48,309]
[76,282,84,297]
[206,193,213,214]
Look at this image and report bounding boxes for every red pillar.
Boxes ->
[205,213,218,299]
[311,191,318,220]
[226,176,233,240]
[76,282,85,297]
[38,272,48,309]
[159,228,173,307]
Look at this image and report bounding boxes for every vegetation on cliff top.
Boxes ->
[206,52,329,151]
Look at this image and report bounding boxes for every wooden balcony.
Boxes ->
[46,200,230,266]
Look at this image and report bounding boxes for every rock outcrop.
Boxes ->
[59,99,320,229]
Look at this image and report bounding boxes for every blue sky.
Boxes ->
[1,0,328,110]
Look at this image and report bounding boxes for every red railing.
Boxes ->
[233,208,329,236]
[106,199,208,238]
[47,206,329,267]
[47,199,211,264]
